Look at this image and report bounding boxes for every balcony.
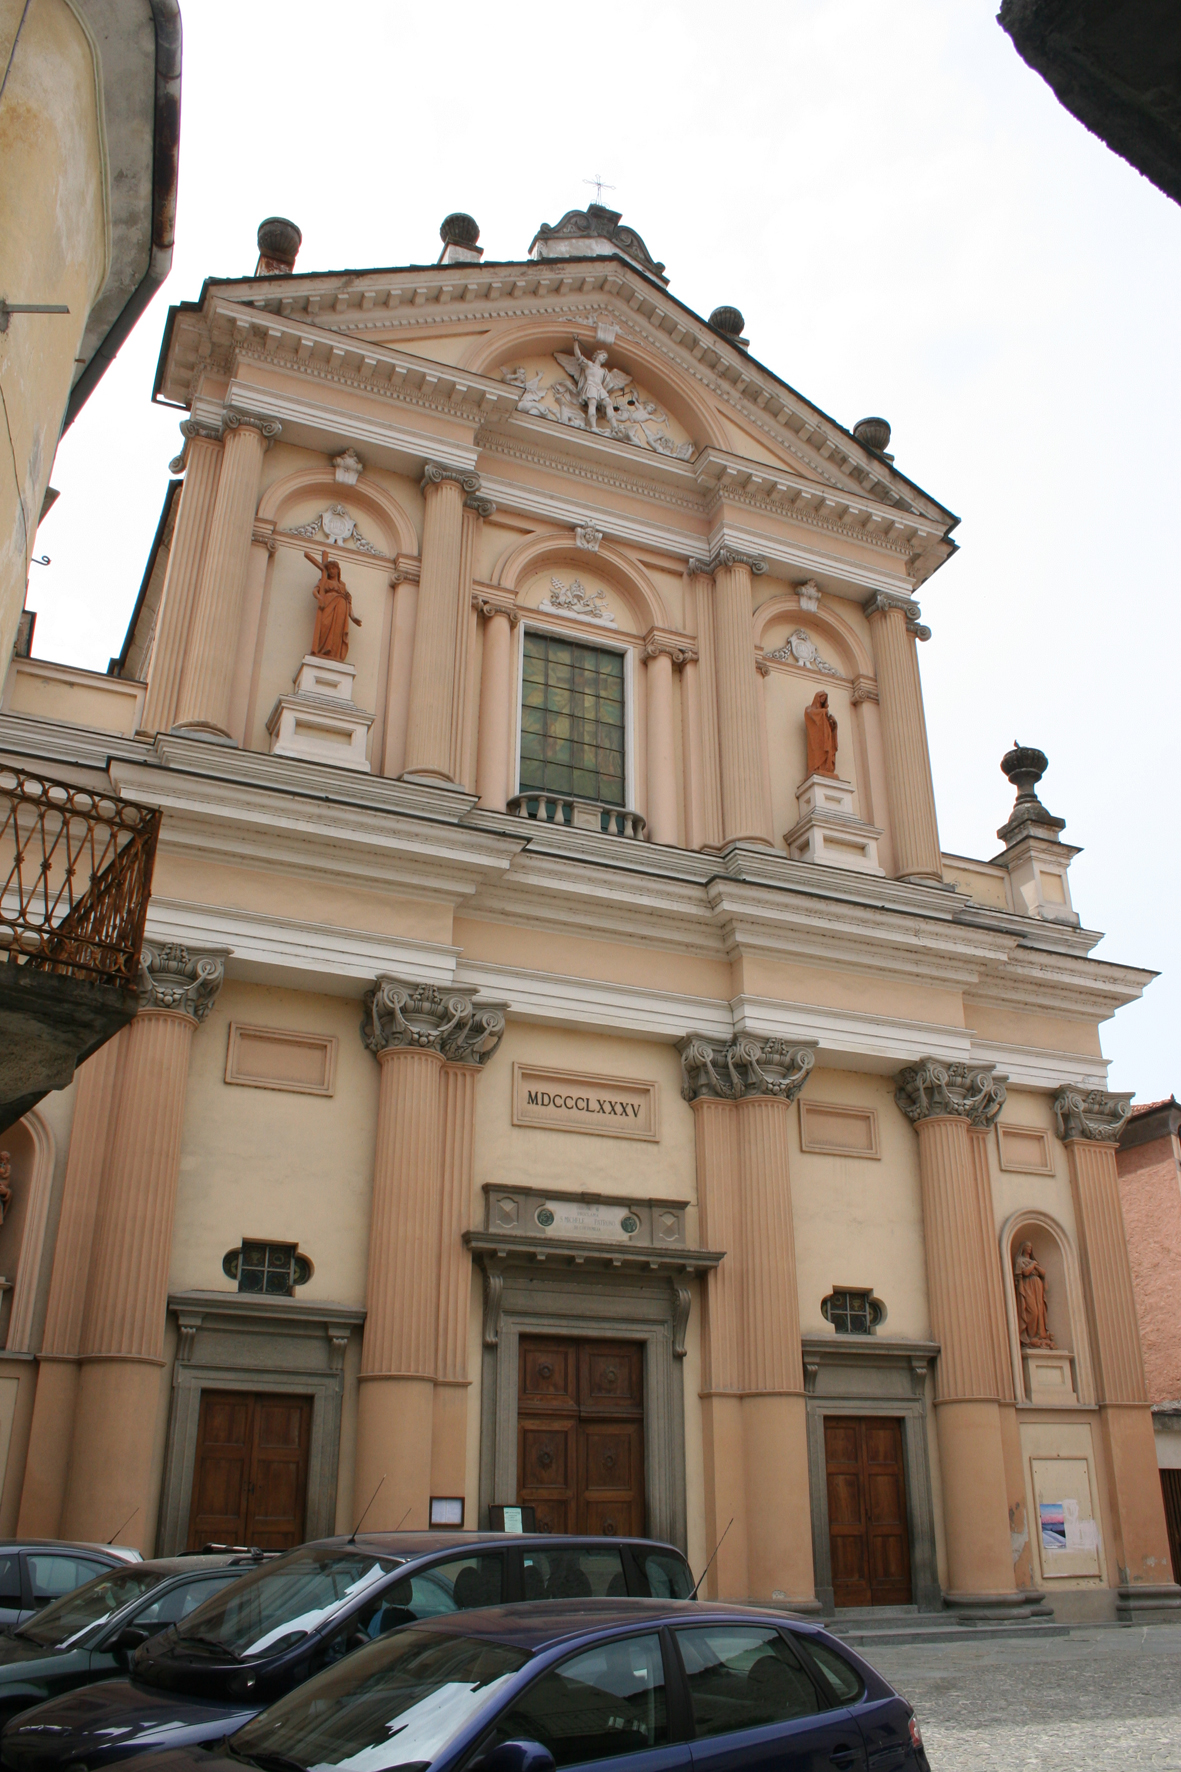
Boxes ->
[0,767,160,1133]
[507,793,646,839]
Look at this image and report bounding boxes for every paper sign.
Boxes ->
[501,1506,524,1534]
[1040,1501,1067,1552]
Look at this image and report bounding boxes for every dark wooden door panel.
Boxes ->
[189,1392,252,1549]
[188,1390,311,1553]
[246,1397,311,1551]
[825,1415,911,1608]
[518,1337,645,1538]
[520,1341,578,1411]
[579,1343,643,1414]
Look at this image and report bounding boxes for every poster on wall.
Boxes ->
[1039,1501,1067,1552]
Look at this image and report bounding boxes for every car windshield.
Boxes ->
[233,1629,529,1772]
[16,1567,168,1649]
[177,1549,403,1661]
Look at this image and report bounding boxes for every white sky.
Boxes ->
[30,0,1181,1099]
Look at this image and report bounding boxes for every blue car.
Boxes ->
[69,1599,929,1772]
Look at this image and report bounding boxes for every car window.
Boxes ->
[490,1631,668,1767]
[176,1546,402,1659]
[675,1626,818,1738]
[131,1573,243,1629]
[794,1637,864,1708]
[521,1546,626,1600]
[26,1554,108,1604]
[17,1568,165,1647]
[378,1555,504,1625]
[632,1550,694,1600]
[0,1555,22,1607]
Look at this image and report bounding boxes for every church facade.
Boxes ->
[0,204,1175,1624]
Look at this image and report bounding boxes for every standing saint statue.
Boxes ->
[1014,1241,1055,1348]
[554,341,632,435]
[304,550,362,662]
[804,690,839,777]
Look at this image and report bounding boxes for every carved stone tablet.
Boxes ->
[512,1063,658,1141]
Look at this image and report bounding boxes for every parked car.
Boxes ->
[0,1544,142,1632]
[18,1599,930,1772]
[0,1553,271,1728]
[0,1534,695,1772]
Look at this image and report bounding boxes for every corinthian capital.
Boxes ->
[422,461,482,496]
[138,943,229,1022]
[1053,1086,1134,1144]
[894,1057,1006,1127]
[362,976,507,1067]
[679,1033,816,1103]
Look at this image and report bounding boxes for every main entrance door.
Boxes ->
[188,1390,312,1551]
[824,1415,912,1607]
[517,1337,645,1535]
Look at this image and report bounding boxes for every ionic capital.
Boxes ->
[138,942,230,1023]
[169,418,223,473]
[224,409,282,443]
[473,591,520,626]
[711,546,768,577]
[894,1057,1006,1128]
[422,461,481,497]
[850,675,880,704]
[685,556,714,581]
[464,493,497,519]
[362,976,507,1067]
[642,628,698,667]
[866,590,930,639]
[1053,1086,1134,1144]
[679,1032,816,1104]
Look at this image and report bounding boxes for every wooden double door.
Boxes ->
[518,1337,645,1536]
[825,1415,912,1608]
[188,1390,312,1551]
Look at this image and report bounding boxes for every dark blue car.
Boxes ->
[60,1599,929,1772]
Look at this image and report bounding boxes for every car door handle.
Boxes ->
[829,1749,858,1770]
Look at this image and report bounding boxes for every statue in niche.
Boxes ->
[0,1153,11,1227]
[304,550,362,662]
[554,342,631,435]
[1014,1241,1055,1348]
[804,690,839,777]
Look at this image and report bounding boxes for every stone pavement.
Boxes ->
[869,1623,1181,1770]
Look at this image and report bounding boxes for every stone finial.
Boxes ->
[997,743,1066,844]
[333,449,363,485]
[678,1033,817,1103]
[709,306,748,348]
[797,580,821,614]
[256,216,301,275]
[894,1058,1007,1128]
[362,977,507,1067]
[853,416,892,456]
[1053,1086,1134,1144]
[439,213,483,265]
[139,943,229,1022]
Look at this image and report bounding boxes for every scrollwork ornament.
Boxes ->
[1053,1087,1134,1144]
[224,410,282,441]
[421,462,482,496]
[712,547,768,577]
[361,976,507,1067]
[678,1032,816,1103]
[139,942,228,1023]
[894,1057,1007,1128]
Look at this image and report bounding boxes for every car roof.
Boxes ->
[325,1532,686,1558]
[0,1541,138,1559]
[129,1555,259,1575]
[395,1598,813,1650]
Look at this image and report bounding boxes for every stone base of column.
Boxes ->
[355,1375,434,1531]
[934,1398,1018,1600]
[1098,1402,1179,1596]
[17,1359,77,1536]
[1115,1583,1181,1622]
[742,1393,816,1606]
[998,1400,1037,1593]
[430,1382,469,1514]
[60,1358,167,1552]
[700,1394,749,1600]
[168,722,238,746]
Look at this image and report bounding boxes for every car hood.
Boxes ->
[2,1682,258,1765]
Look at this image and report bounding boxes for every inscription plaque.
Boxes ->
[512,1063,659,1142]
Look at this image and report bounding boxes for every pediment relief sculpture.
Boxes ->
[537,575,617,627]
[281,504,385,555]
[502,344,696,460]
[766,628,840,676]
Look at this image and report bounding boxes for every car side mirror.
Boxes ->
[113,1624,152,1653]
[480,1743,555,1772]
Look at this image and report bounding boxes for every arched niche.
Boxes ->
[464,321,729,455]
[495,533,668,638]
[999,1208,1095,1406]
[256,468,418,560]
[753,593,873,683]
[0,1112,54,1353]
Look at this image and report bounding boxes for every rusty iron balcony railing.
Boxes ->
[0,766,160,989]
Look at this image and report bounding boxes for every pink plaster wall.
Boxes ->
[1117,1134,1181,1403]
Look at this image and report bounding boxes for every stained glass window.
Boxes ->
[519,631,625,805]
[222,1241,312,1296]
[821,1290,883,1335]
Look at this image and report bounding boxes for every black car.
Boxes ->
[0,1534,694,1772]
[0,1555,267,1727]
[0,1545,142,1633]
[31,1599,930,1772]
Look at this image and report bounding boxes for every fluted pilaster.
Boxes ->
[364,1047,444,1379]
[404,467,478,779]
[39,1038,121,1358]
[736,1097,803,1394]
[1058,1116,1145,1404]
[966,1127,1015,1399]
[690,1099,741,1393]
[474,598,517,812]
[437,1065,478,1382]
[684,569,723,850]
[141,432,222,735]
[866,593,942,882]
[712,554,772,844]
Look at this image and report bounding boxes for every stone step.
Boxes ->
[829,1614,1072,1649]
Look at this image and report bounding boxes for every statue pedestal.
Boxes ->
[266,655,374,772]
[1022,1348,1077,1405]
[783,773,883,874]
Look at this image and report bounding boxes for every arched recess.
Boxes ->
[496,533,669,636]
[753,593,873,682]
[1,1112,55,1354]
[464,320,730,455]
[256,468,419,560]
[999,1207,1096,1407]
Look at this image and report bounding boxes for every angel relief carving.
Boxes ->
[501,343,696,460]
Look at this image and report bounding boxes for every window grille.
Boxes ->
[519,632,624,805]
[821,1289,884,1335]
[222,1240,312,1297]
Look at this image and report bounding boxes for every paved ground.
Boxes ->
[870,1624,1181,1770]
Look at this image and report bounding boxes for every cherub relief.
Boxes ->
[1014,1241,1055,1348]
[501,367,549,417]
[554,341,632,434]
[804,690,839,777]
[304,550,362,662]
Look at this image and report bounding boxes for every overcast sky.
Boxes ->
[31,0,1181,1099]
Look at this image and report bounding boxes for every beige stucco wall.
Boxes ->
[1116,1134,1181,1405]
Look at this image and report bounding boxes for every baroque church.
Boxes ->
[0,201,1175,1624]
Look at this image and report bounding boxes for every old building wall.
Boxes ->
[1117,1133,1181,1404]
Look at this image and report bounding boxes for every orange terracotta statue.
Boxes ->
[304,549,362,662]
[1014,1241,1055,1348]
[804,690,838,777]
